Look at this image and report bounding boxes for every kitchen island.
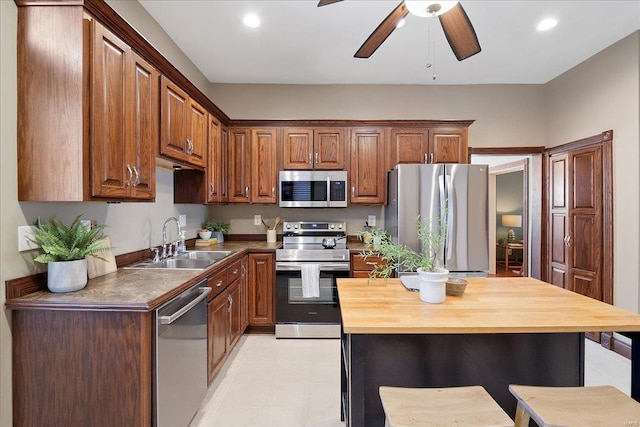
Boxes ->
[338,277,640,427]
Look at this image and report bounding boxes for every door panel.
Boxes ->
[550,214,567,265]
[551,157,567,209]
[548,153,568,288]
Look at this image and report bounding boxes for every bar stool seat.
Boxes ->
[379,385,513,427]
[509,384,640,427]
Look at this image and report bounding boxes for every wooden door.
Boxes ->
[548,153,569,289]
[128,52,157,200]
[227,128,251,203]
[251,128,278,204]
[207,292,228,383]
[568,146,603,301]
[389,128,429,169]
[90,21,130,198]
[227,280,242,348]
[207,116,222,203]
[187,99,207,167]
[248,253,275,327]
[314,128,345,169]
[349,128,386,204]
[160,76,189,162]
[428,128,468,164]
[283,128,313,169]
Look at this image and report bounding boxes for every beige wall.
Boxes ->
[1,0,638,424]
[545,32,640,312]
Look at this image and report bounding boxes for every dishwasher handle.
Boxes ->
[159,287,211,325]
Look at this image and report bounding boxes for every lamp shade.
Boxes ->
[502,214,522,228]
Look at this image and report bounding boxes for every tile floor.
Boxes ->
[190,334,631,427]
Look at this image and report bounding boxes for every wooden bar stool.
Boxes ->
[509,384,640,427]
[379,385,513,427]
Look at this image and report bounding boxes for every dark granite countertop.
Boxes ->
[6,241,280,312]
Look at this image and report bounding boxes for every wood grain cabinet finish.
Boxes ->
[349,127,387,204]
[428,127,468,164]
[207,117,228,203]
[251,128,278,203]
[248,253,275,327]
[207,289,229,383]
[17,8,157,201]
[389,127,468,170]
[160,76,208,168]
[283,127,345,170]
[350,254,387,278]
[240,257,249,331]
[227,128,252,203]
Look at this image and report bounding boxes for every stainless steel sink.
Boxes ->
[124,250,234,270]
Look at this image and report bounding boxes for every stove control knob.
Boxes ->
[338,224,343,229]
[294,224,299,229]
[285,224,292,230]
[330,224,335,229]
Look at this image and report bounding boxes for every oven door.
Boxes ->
[275,262,349,338]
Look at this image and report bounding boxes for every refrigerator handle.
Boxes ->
[446,175,454,262]
[438,174,447,263]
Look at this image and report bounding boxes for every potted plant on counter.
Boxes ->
[29,215,111,293]
[358,215,449,303]
[201,220,231,243]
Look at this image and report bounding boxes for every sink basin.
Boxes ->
[178,250,234,262]
[124,250,234,270]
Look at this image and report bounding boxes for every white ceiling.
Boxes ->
[138,0,640,85]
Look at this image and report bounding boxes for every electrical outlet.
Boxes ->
[254,215,262,226]
[18,226,39,252]
[179,214,187,227]
[368,215,376,227]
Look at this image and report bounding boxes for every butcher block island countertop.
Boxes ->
[338,277,640,427]
[338,276,640,334]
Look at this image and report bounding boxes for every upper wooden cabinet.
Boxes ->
[207,117,228,203]
[160,76,208,168]
[17,8,157,202]
[227,127,278,204]
[389,126,468,170]
[283,128,345,170]
[349,127,387,205]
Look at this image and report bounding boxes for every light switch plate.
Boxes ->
[368,215,376,227]
[254,215,262,226]
[18,226,39,252]
[179,214,187,227]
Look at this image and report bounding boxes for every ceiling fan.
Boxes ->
[317,1,481,61]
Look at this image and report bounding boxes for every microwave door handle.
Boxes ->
[327,176,331,207]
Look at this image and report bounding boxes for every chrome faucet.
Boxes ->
[162,217,183,258]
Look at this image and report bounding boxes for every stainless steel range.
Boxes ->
[275,221,349,338]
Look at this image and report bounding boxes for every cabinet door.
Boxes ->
[349,128,387,204]
[314,128,345,169]
[228,128,251,203]
[248,253,275,327]
[240,257,249,331]
[251,128,278,203]
[389,128,429,169]
[207,291,229,383]
[428,128,468,164]
[283,128,313,169]
[90,21,130,198]
[207,116,222,203]
[128,52,157,200]
[220,126,229,203]
[187,99,208,168]
[160,76,189,162]
[227,280,242,348]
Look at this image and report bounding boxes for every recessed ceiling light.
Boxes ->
[243,14,260,28]
[536,18,557,31]
[396,18,406,29]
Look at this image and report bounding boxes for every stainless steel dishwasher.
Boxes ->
[155,280,211,427]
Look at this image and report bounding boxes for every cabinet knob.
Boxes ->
[315,152,318,164]
[210,183,215,195]
[424,153,428,164]
[430,153,434,163]
[309,153,312,164]
[215,280,223,287]
[132,166,140,187]
[272,186,275,197]
[245,186,249,197]
[351,186,355,198]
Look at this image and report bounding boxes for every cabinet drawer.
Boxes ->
[207,268,228,300]
[352,255,385,271]
[227,260,242,284]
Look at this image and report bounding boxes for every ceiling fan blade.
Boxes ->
[354,2,409,58]
[438,2,481,61]
[317,0,343,6]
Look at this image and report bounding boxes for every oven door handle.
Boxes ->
[276,262,350,272]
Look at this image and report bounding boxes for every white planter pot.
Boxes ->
[47,259,88,293]
[417,267,449,304]
[212,231,224,243]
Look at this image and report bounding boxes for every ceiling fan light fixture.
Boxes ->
[405,1,458,18]
[243,14,261,28]
[396,18,407,29]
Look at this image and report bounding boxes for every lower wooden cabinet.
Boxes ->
[207,290,229,383]
[350,253,387,278]
[240,257,249,331]
[227,280,242,348]
[248,253,275,327]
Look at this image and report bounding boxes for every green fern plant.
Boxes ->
[357,215,447,279]
[201,220,231,234]
[29,215,111,263]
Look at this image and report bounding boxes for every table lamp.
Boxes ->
[502,214,522,243]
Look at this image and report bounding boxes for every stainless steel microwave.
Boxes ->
[278,170,348,208]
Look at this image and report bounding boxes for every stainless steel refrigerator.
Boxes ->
[385,164,489,276]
